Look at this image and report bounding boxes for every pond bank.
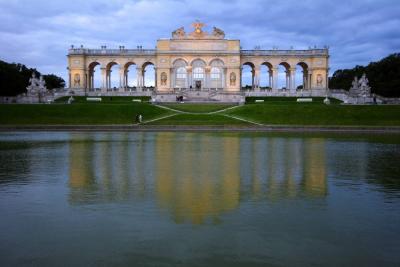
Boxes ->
[1,125,400,133]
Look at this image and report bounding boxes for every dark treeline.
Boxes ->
[0,60,65,96]
[329,53,400,97]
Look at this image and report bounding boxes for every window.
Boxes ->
[211,67,221,79]
[193,67,204,79]
[176,67,186,79]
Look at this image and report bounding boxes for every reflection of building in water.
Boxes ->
[68,132,328,224]
[240,136,327,201]
[155,132,240,225]
[68,132,156,204]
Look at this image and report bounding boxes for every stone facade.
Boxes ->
[67,22,329,95]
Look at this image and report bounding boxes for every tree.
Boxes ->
[0,60,65,96]
[43,74,65,90]
[329,53,400,97]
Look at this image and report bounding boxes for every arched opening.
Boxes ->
[142,62,155,90]
[173,59,188,89]
[176,67,187,88]
[209,59,224,89]
[241,62,255,90]
[88,62,101,91]
[296,62,309,90]
[124,62,137,91]
[277,62,291,90]
[191,59,206,90]
[260,62,273,90]
[106,62,120,91]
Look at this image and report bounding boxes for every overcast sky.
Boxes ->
[0,0,399,86]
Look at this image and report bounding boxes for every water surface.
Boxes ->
[0,132,399,266]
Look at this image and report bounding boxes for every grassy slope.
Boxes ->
[225,103,400,126]
[1,97,400,126]
[161,104,235,113]
[0,103,171,125]
[147,114,250,125]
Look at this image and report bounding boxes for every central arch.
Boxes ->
[191,59,206,90]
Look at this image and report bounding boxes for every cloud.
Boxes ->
[0,0,399,86]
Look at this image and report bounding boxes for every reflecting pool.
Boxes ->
[0,132,399,266]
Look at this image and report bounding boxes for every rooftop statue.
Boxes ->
[172,27,186,39]
[212,27,225,38]
[171,21,225,39]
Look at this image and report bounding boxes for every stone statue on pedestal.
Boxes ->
[349,73,371,97]
[25,73,49,103]
[358,73,371,97]
[27,73,40,94]
[349,76,359,97]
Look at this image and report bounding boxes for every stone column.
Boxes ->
[222,67,227,90]
[186,66,192,89]
[290,67,296,92]
[308,71,313,90]
[90,72,94,90]
[119,69,125,90]
[170,68,175,90]
[136,68,142,91]
[254,66,260,91]
[205,67,211,90]
[142,69,146,88]
[153,67,157,90]
[285,70,290,90]
[272,67,279,92]
[68,71,71,89]
[84,71,89,90]
[124,70,129,90]
[101,67,107,92]
[268,69,273,89]
[251,69,255,90]
[239,67,243,90]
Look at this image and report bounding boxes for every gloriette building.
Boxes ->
[67,22,329,101]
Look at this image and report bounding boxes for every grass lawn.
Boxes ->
[161,104,235,113]
[224,103,400,126]
[0,103,171,125]
[146,114,250,125]
[1,97,400,126]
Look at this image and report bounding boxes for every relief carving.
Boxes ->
[230,72,236,86]
[74,73,81,86]
[161,72,167,86]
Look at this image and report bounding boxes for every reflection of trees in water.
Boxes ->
[327,140,400,196]
[0,139,67,185]
[68,132,331,224]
